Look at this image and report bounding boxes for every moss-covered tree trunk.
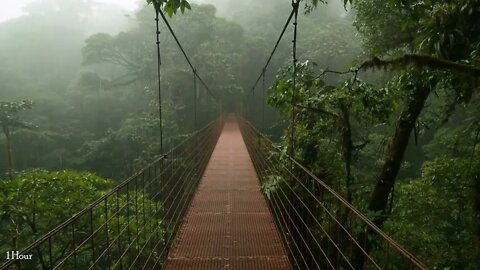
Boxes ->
[352,81,431,268]
[475,167,480,266]
[340,103,353,203]
[368,83,430,223]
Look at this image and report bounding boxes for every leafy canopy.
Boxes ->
[0,170,113,250]
[0,100,34,129]
[145,0,192,17]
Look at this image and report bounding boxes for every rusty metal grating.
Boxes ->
[164,119,291,270]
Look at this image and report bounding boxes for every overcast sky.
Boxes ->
[0,0,214,23]
[0,0,145,22]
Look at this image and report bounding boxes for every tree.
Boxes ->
[298,0,480,225]
[0,101,34,178]
[267,0,480,267]
[387,154,479,268]
[0,170,112,264]
[0,170,163,269]
[353,0,480,228]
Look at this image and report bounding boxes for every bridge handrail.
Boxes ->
[240,118,427,270]
[1,117,223,269]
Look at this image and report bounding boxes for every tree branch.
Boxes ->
[315,68,354,79]
[358,54,480,77]
[296,104,339,118]
[99,73,140,90]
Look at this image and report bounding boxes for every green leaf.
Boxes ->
[173,0,181,10]
[164,4,174,17]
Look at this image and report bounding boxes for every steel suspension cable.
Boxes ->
[193,69,197,130]
[290,0,300,157]
[157,10,217,99]
[250,8,296,93]
[262,69,266,133]
[154,1,164,154]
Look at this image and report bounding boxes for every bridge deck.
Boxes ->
[164,119,291,270]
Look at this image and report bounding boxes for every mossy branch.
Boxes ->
[359,54,480,77]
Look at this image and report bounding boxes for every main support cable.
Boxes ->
[154,1,164,154]
[290,0,300,157]
[193,69,198,130]
[262,69,266,133]
[157,10,217,99]
[250,8,296,93]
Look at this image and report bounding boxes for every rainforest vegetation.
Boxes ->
[0,0,479,268]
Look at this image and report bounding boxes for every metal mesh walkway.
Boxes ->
[164,118,291,270]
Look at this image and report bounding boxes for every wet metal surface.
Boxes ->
[164,119,291,270]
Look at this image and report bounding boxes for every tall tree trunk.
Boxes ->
[368,83,431,223]
[2,125,14,179]
[340,104,353,203]
[469,127,480,265]
[474,156,480,267]
[352,81,431,269]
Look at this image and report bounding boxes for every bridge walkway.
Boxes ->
[164,118,291,270]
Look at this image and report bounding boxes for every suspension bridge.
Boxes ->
[1,1,428,269]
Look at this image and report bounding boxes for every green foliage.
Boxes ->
[353,0,480,61]
[268,61,396,195]
[0,100,34,129]
[145,0,192,16]
[0,170,164,268]
[0,100,35,177]
[0,2,242,178]
[386,154,479,269]
[269,1,480,267]
[261,175,285,200]
[76,3,248,177]
[1,0,479,267]
[0,170,112,250]
[305,0,353,13]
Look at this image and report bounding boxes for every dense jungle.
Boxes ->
[0,0,479,269]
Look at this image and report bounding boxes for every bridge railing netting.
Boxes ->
[239,118,427,270]
[1,118,224,270]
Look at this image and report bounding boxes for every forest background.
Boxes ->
[0,0,479,268]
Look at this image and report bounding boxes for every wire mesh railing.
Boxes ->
[1,118,224,270]
[239,118,427,270]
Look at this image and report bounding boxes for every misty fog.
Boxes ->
[1,0,479,269]
[0,0,357,177]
